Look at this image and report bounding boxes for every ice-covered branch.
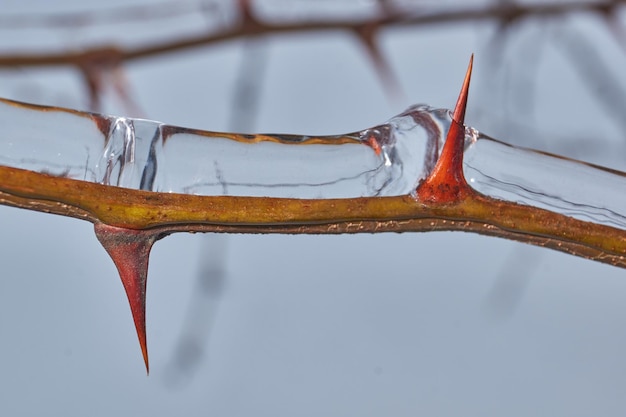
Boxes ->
[2,58,626,371]
[0,77,624,266]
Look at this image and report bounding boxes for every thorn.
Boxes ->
[80,68,102,112]
[111,66,146,118]
[355,24,406,105]
[238,0,263,32]
[77,47,123,113]
[416,54,473,203]
[452,54,473,125]
[95,223,161,374]
[365,135,382,156]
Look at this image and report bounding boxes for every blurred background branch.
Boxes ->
[1,1,625,122]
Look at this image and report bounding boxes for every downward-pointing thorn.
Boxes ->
[416,55,474,203]
[95,223,161,374]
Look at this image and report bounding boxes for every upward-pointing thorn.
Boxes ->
[95,223,161,374]
[453,54,472,126]
[416,54,474,203]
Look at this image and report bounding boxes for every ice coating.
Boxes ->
[463,130,626,230]
[0,99,452,198]
[3,96,626,231]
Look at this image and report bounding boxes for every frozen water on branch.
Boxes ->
[464,132,626,230]
[0,98,450,198]
[1,97,626,229]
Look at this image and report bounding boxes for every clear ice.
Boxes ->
[2,97,626,230]
[0,99,452,199]
[463,131,626,230]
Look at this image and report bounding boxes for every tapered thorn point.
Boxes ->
[415,55,474,203]
[94,223,159,374]
[453,54,473,125]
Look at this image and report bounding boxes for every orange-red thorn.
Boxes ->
[416,55,474,203]
[365,135,382,156]
[95,223,161,374]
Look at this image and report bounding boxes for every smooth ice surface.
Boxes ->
[2,97,626,230]
[0,99,452,198]
[464,131,626,230]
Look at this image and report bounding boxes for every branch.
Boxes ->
[2,55,626,371]
[0,1,622,68]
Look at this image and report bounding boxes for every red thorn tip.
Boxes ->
[366,136,382,156]
[453,54,472,125]
[95,223,160,374]
[416,55,473,203]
